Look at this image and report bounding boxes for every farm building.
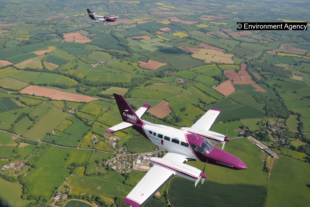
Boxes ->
[264,148,278,158]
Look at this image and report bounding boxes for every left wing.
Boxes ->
[190,108,221,131]
[123,153,187,207]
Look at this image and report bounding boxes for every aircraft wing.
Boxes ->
[135,104,151,118]
[190,108,221,131]
[123,153,187,207]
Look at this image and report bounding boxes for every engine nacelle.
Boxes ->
[150,157,207,182]
[181,127,226,144]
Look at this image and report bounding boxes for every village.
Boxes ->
[1,161,26,172]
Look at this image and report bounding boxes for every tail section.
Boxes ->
[87,9,95,20]
[113,94,144,125]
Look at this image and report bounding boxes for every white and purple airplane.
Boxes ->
[105,94,247,207]
[87,9,118,23]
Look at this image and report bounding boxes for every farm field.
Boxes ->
[28,102,53,120]
[0,178,31,206]
[286,115,298,132]
[9,71,41,83]
[127,99,162,110]
[0,78,28,90]
[211,121,243,138]
[127,134,154,153]
[228,90,265,112]
[101,87,128,96]
[180,86,217,106]
[0,97,19,113]
[14,116,33,135]
[144,84,183,94]
[0,107,32,130]
[64,200,93,207]
[194,83,224,100]
[80,101,111,116]
[129,88,174,100]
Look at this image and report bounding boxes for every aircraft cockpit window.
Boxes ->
[200,139,214,154]
[191,144,200,152]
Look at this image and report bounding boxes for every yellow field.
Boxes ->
[277,53,302,57]
[227,5,237,7]
[210,22,228,25]
[48,46,56,50]
[196,24,208,28]
[303,56,310,59]
[96,141,114,152]
[155,3,164,5]
[56,119,72,131]
[291,74,303,81]
[76,167,85,176]
[0,67,21,78]
[50,100,64,109]
[232,12,238,14]
[163,6,174,8]
[157,21,171,24]
[80,131,93,149]
[192,49,234,64]
[133,18,151,22]
[157,35,170,41]
[15,55,44,69]
[172,32,188,38]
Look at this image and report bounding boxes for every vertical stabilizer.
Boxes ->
[113,94,144,125]
[87,9,95,20]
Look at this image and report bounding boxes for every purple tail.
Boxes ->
[113,94,144,125]
[87,9,95,20]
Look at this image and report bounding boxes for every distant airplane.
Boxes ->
[105,94,247,207]
[86,9,118,23]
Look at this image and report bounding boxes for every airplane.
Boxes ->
[86,9,119,23]
[105,94,247,207]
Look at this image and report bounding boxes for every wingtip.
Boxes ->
[210,108,222,112]
[142,104,151,108]
[123,198,140,207]
[105,129,114,134]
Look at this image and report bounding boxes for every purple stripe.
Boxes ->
[123,197,140,207]
[105,129,114,134]
[210,108,222,112]
[142,104,151,108]
[151,159,199,179]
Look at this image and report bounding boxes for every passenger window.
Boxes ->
[149,131,152,134]
[153,132,156,136]
[171,138,180,144]
[158,134,163,139]
[191,145,200,152]
[181,142,189,147]
[164,136,170,141]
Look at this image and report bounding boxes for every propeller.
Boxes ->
[222,128,228,150]
[195,163,207,187]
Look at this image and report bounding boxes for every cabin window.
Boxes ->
[191,144,200,152]
[181,142,189,147]
[158,134,163,139]
[149,131,152,134]
[171,138,180,144]
[153,132,156,136]
[164,136,170,141]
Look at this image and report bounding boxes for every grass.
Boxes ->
[8,53,38,64]
[127,99,162,110]
[181,86,217,106]
[50,100,64,109]
[55,119,72,131]
[14,116,33,135]
[25,146,91,198]
[194,83,224,100]
[54,75,78,86]
[86,72,131,82]
[24,107,70,140]
[95,141,114,152]
[139,42,173,52]
[48,49,77,61]
[228,90,265,112]
[29,102,53,120]
[194,75,218,87]
[0,132,16,144]
[240,118,261,131]
[15,55,44,70]
[61,48,91,56]
[266,156,310,207]
[109,60,145,73]
[144,84,184,94]
[127,134,154,153]
[100,87,128,96]
[0,97,19,113]
[176,70,198,79]
[264,54,295,64]
[64,200,93,207]
[289,139,307,148]
[211,121,244,138]
[96,107,123,127]
[0,67,22,79]
[0,178,31,206]
[130,88,174,100]
[0,108,32,130]
[19,96,42,106]
[278,148,308,161]
[80,101,112,116]
[286,115,298,132]
[88,151,115,163]
[218,64,240,70]
[0,78,27,90]
[33,73,59,84]
[124,170,146,186]
[9,71,41,83]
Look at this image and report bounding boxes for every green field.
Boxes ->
[29,102,53,120]
[54,75,78,86]
[264,54,295,64]
[229,90,265,112]
[45,55,68,66]
[181,86,217,106]
[18,43,46,52]
[9,71,41,83]
[33,73,59,84]
[0,178,31,206]
[240,118,261,131]
[144,84,184,94]
[194,75,218,87]
[101,87,128,96]
[61,48,91,56]
[211,121,244,138]
[286,115,298,132]
[127,134,154,153]
[14,116,33,135]
[130,88,174,100]
[86,72,131,82]
[64,200,93,207]
[266,156,310,207]
[48,49,77,61]
[25,146,91,198]
[176,70,198,79]
[19,96,42,106]
[0,78,28,90]
[24,107,70,140]
[96,141,114,152]
[127,99,162,110]
[56,119,72,131]
[88,151,115,163]
[0,108,32,130]
[0,132,15,144]
[80,101,112,116]
[0,97,19,113]
[8,52,38,64]
[124,170,146,187]
[194,83,224,100]
[0,67,22,79]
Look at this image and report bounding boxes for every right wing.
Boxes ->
[123,165,174,207]
[190,108,221,131]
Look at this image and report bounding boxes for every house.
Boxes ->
[238,129,245,135]
[136,160,141,164]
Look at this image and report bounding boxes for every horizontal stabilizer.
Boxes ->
[135,104,151,118]
[105,122,133,134]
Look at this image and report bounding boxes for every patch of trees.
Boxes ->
[26,144,51,168]
[253,96,290,119]
[251,61,292,78]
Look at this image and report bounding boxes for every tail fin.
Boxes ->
[87,9,95,20]
[113,94,144,125]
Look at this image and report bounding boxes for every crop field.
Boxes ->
[190,65,222,77]
[176,70,198,79]
[87,51,112,62]
[96,141,114,152]
[14,116,33,135]
[88,151,115,163]
[86,72,131,82]
[305,76,310,87]
[0,78,28,90]
[207,98,265,123]
[127,99,161,110]
[45,55,68,67]
[266,156,310,207]
[18,43,46,52]
[9,71,41,83]
[76,111,97,121]
[24,107,70,140]
[33,73,59,84]
[240,118,261,131]
[0,49,23,59]
[196,37,239,50]
[234,84,277,99]
[124,170,146,187]
[301,117,310,133]
[218,64,240,70]
[50,100,64,109]
[96,107,123,127]
[54,75,78,86]
[0,67,21,79]
[15,55,44,69]
[57,42,86,49]
[43,116,91,147]
[28,102,53,120]
[0,178,31,207]
[64,201,92,207]
[0,108,32,130]
[289,139,307,148]
[101,87,128,96]
[25,146,91,198]
[144,84,184,94]
[109,60,145,73]
[80,101,111,116]
[211,121,243,138]
[0,146,15,158]
[61,48,91,56]
[194,83,224,100]
[192,48,234,64]
[55,119,72,131]
[264,54,295,64]
[127,134,154,153]
[0,97,19,113]
[286,115,298,132]
[0,132,15,144]
[181,86,217,106]
[67,171,132,199]
[8,53,38,64]
[139,42,172,52]
[48,49,77,60]
[266,78,306,93]
[19,96,42,106]
[228,90,265,112]
[130,88,174,100]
